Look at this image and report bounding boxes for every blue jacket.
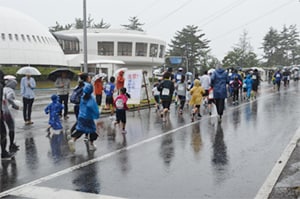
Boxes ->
[44,95,64,130]
[76,95,100,134]
[244,74,253,90]
[211,68,229,99]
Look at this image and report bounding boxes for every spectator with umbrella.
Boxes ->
[17,66,40,125]
[50,69,74,120]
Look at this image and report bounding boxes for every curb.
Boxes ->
[255,126,300,198]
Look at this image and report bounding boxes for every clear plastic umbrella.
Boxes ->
[16,66,41,75]
[91,73,107,82]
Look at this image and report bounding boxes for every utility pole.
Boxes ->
[83,0,88,73]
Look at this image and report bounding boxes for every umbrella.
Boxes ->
[4,75,16,80]
[186,72,193,76]
[48,68,75,81]
[16,66,41,75]
[208,68,215,74]
[91,73,107,82]
[114,67,128,76]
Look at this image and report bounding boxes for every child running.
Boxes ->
[68,83,100,152]
[189,79,205,122]
[152,81,161,112]
[104,76,116,119]
[114,87,130,134]
[44,94,64,137]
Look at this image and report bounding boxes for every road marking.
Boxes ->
[1,85,296,198]
[255,125,300,199]
[0,118,199,198]
[10,185,126,199]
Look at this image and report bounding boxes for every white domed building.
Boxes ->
[0,6,167,78]
[0,7,67,66]
[54,29,166,77]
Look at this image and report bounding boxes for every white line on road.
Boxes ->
[0,87,292,198]
[0,119,199,198]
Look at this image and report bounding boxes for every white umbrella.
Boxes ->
[208,68,215,74]
[114,67,128,76]
[16,66,41,75]
[91,73,107,82]
[4,75,16,80]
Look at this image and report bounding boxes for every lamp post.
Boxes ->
[83,0,88,73]
[151,46,157,83]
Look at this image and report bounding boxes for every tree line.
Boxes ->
[49,16,300,74]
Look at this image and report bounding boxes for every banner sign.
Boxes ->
[124,70,143,104]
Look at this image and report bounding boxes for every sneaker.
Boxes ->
[9,143,20,152]
[121,129,127,134]
[64,115,69,120]
[88,142,97,151]
[68,139,76,153]
[1,151,14,160]
[197,113,202,118]
[28,121,34,125]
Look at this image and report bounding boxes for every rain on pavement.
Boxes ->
[1,82,300,199]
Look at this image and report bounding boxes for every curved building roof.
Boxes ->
[0,7,67,66]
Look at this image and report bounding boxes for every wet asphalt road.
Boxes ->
[1,82,300,199]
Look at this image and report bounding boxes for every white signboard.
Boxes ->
[124,70,143,104]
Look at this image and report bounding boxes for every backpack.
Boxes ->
[70,86,83,104]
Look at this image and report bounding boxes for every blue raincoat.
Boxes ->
[44,95,64,130]
[76,83,100,134]
[211,68,229,99]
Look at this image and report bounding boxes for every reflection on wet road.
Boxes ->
[1,83,300,198]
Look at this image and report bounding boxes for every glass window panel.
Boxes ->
[117,42,132,56]
[98,41,114,56]
[135,43,147,56]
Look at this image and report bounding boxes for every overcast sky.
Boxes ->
[1,0,299,60]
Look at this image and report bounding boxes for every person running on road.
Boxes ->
[244,74,253,101]
[176,75,187,115]
[105,76,116,119]
[44,94,64,138]
[251,69,261,99]
[230,76,242,105]
[211,65,229,122]
[200,70,211,107]
[158,72,174,122]
[274,70,282,91]
[152,80,161,112]
[2,79,20,152]
[189,79,205,121]
[68,83,100,152]
[114,87,130,135]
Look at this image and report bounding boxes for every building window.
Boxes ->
[32,35,36,42]
[27,35,31,42]
[159,45,165,58]
[1,33,5,40]
[135,43,147,56]
[8,34,13,41]
[150,43,158,57]
[118,42,132,56]
[98,41,114,56]
[21,34,25,41]
[15,34,19,41]
[37,36,41,43]
[41,36,45,43]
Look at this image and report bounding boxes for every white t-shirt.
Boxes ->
[200,74,211,90]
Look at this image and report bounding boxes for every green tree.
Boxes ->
[167,25,210,73]
[93,19,111,29]
[49,21,72,32]
[121,16,144,31]
[262,25,300,67]
[222,30,259,68]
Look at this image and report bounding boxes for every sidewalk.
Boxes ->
[256,126,300,199]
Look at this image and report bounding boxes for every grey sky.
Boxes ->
[1,0,299,60]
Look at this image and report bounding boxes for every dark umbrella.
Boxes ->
[48,68,75,81]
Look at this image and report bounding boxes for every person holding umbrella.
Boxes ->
[55,71,70,120]
[20,74,36,125]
